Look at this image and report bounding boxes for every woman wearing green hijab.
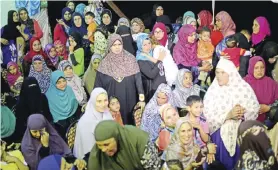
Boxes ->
[1,106,16,139]
[88,120,161,170]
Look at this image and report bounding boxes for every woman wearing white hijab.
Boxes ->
[73,88,113,159]
[203,58,260,170]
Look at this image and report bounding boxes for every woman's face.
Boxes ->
[73,16,82,27]
[63,66,73,78]
[32,40,42,52]
[110,40,123,54]
[49,48,57,58]
[13,12,19,22]
[33,60,43,72]
[132,22,141,33]
[215,18,222,31]
[156,92,168,106]
[8,65,17,75]
[67,2,75,11]
[69,37,77,47]
[215,68,229,86]
[178,122,193,145]
[182,72,193,88]
[92,58,101,70]
[56,77,67,91]
[154,28,164,41]
[102,14,111,25]
[252,19,260,34]
[95,93,109,113]
[190,21,197,29]
[187,32,196,44]
[142,39,152,53]
[164,108,180,128]
[96,138,118,156]
[197,16,201,26]
[253,61,265,79]
[109,98,120,112]
[155,6,164,17]
[55,44,64,54]
[19,10,28,22]
[30,127,46,139]
[64,11,72,21]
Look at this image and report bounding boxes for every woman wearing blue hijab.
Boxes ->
[45,70,80,138]
[136,33,166,102]
[75,3,86,18]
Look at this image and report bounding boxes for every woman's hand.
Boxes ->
[157,49,166,61]
[74,159,87,170]
[227,104,246,120]
[207,153,215,164]
[259,104,270,114]
[207,143,217,154]
[1,38,9,45]
[139,94,145,102]
[40,131,49,147]
[69,46,74,53]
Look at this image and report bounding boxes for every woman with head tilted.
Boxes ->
[88,120,161,170]
[54,7,72,46]
[94,34,144,125]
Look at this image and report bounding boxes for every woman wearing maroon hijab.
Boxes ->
[23,37,55,76]
[244,56,278,124]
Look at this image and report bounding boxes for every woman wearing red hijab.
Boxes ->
[152,22,174,52]
[23,37,55,76]
[197,10,213,32]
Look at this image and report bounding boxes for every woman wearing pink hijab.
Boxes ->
[173,24,212,83]
[251,16,278,78]
[244,56,278,126]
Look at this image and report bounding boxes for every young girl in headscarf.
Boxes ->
[44,44,63,69]
[54,40,68,60]
[68,31,85,77]
[28,55,51,93]
[109,96,124,126]
[6,61,23,96]
[58,60,87,106]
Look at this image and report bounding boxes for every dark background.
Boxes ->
[48,1,278,40]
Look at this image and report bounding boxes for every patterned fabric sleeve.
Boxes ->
[140,141,161,170]
[243,85,260,121]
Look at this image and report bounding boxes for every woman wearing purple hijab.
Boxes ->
[21,114,71,170]
[244,56,278,126]
[173,24,212,83]
[251,16,278,78]
[44,44,63,69]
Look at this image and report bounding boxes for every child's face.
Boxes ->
[109,98,120,112]
[49,47,57,58]
[92,58,101,70]
[8,65,17,75]
[164,108,180,128]
[188,102,203,117]
[85,15,94,25]
[200,31,211,42]
[142,39,152,53]
[182,72,193,88]
[132,22,141,33]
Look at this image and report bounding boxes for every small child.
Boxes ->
[54,40,68,60]
[221,36,246,69]
[197,27,214,85]
[44,44,63,69]
[157,104,180,161]
[197,27,214,62]
[85,12,97,43]
[6,61,24,96]
[109,96,123,126]
[185,95,209,148]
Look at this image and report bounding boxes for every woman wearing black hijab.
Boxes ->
[116,25,136,55]
[100,9,115,34]
[143,4,164,30]
[1,10,31,66]
[14,77,52,141]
